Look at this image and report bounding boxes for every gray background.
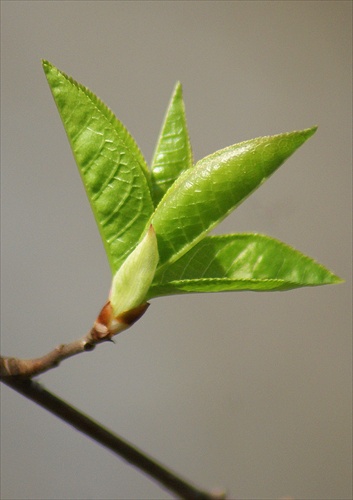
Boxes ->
[1,1,351,499]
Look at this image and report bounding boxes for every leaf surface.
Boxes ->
[110,226,159,315]
[43,60,154,273]
[148,233,342,298]
[151,82,193,205]
[150,127,317,270]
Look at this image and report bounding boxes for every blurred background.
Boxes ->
[1,2,351,499]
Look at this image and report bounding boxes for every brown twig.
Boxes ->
[0,302,149,378]
[1,299,226,497]
[1,376,226,499]
[0,329,110,378]
[0,333,95,377]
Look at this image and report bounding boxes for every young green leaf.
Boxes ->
[42,60,154,274]
[150,82,193,205]
[150,127,317,270]
[110,225,159,316]
[148,233,342,298]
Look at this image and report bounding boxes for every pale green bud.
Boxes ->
[109,225,159,318]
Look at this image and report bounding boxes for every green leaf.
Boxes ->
[150,82,193,206]
[42,60,154,274]
[150,127,317,270]
[110,225,159,315]
[148,233,342,298]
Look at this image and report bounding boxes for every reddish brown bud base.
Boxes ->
[91,301,150,341]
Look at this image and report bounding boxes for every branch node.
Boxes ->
[83,341,95,351]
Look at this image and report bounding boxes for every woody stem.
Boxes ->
[1,377,225,500]
[0,302,149,378]
[0,330,99,378]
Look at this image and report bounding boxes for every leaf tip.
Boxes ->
[173,81,183,97]
[330,274,345,285]
[41,59,53,73]
[304,125,318,139]
[148,224,157,241]
[309,265,344,287]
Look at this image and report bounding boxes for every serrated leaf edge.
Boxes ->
[42,60,152,192]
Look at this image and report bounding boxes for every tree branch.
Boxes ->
[1,298,226,497]
[0,333,95,377]
[0,302,150,378]
[1,377,226,499]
